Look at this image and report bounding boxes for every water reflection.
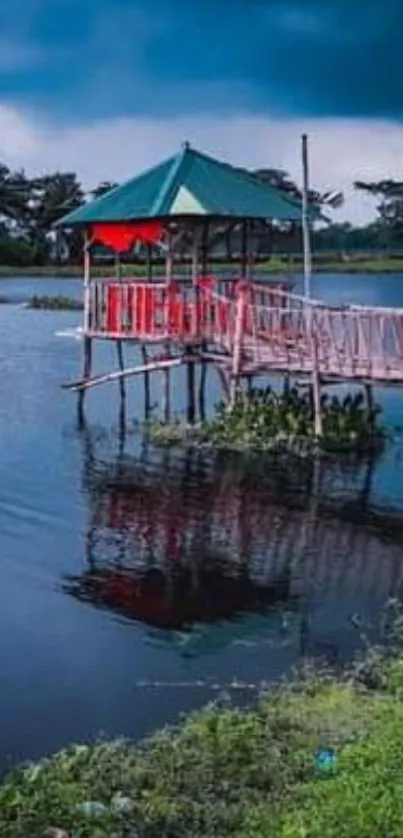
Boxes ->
[64,425,403,663]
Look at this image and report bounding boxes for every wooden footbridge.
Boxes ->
[84,276,403,385]
[57,142,403,422]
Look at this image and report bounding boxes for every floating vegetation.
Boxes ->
[28,295,83,311]
[2,638,403,837]
[148,385,388,457]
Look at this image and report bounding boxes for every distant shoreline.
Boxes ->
[1,256,403,277]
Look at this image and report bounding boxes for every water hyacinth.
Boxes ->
[149,385,387,457]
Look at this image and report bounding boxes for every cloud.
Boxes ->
[0,0,403,123]
[1,103,402,224]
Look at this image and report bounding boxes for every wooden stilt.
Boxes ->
[118,399,126,456]
[199,360,207,420]
[214,365,230,402]
[187,352,196,423]
[365,382,374,428]
[78,335,92,423]
[312,369,322,437]
[116,339,126,406]
[162,342,171,421]
[141,344,151,419]
[230,284,246,406]
[78,232,92,422]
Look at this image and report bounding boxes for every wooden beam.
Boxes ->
[63,357,183,392]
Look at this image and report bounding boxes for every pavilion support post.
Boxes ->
[241,219,248,280]
[162,232,173,420]
[78,233,92,422]
[302,133,322,438]
[147,243,153,281]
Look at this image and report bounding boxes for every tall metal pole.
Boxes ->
[301,133,312,299]
[301,134,322,436]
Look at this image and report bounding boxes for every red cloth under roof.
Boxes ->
[90,221,164,252]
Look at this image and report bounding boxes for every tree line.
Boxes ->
[0,162,402,266]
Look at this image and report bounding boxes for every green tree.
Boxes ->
[354,180,403,250]
[252,167,344,210]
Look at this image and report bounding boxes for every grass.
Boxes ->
[3,647,403,837]
[27,295,83,311]
[2,254,403,277]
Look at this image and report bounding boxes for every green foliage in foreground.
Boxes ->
[28,295,83,311]
[2,656,403,837]
[149,386,387,456]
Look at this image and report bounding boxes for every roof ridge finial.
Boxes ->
[182,140,191,151]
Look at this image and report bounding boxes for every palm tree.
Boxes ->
[28,172,85,263]
[0,165,30,226]
[90,181,119,200]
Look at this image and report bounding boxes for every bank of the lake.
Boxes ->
[2,254,403,277]
[3,639,403,838]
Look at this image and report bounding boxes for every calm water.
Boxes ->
[0,272,402,773]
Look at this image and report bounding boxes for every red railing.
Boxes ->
[88,277,289,342]
[87,277,403,381]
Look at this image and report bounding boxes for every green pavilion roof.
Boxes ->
[57,144,307,226]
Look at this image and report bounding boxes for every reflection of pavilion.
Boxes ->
[64,429,403,660]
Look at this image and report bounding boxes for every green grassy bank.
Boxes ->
[2,642,403,837]
[2,254,403,277]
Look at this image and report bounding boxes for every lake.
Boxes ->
[0,272,403,774]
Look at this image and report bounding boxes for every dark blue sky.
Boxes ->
[0,0,401,123]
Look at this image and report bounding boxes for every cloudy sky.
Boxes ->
[0,0,402,223]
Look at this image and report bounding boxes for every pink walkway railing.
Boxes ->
[87,278,403,382]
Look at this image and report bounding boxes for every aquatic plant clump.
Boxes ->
[149,386,388,456]
[28,295,83,311]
